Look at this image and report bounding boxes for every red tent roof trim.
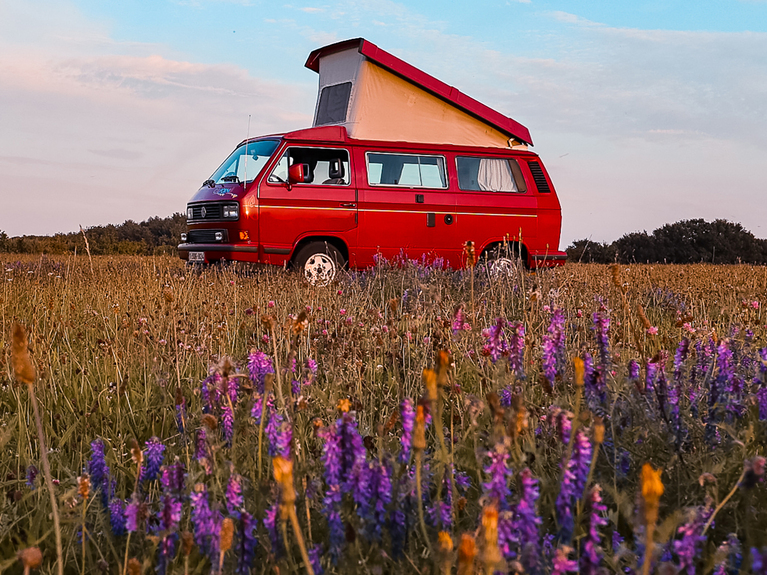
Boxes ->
[305,38,533,146]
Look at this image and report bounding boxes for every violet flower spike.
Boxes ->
[482,445,513,509]
[399,398,415,464]
[139,437,165,483]
[109,498,126,536]
[88,438,110,507]
[247,350,274,394]
[236,511,259,575]
[226,472,244,516]
[509,321,526,378]
[580,485,608,575]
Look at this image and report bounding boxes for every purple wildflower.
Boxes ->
[251,392,274,424]
[319,423,345,563]
[593,310,611,369]
[580,485,608,575]
[264,502,282,556]
[158,493,183,533]
[125,495,143,533]
[713,534,742,575]
[514,468,542,573]
[674,339,690,383]
[161,460,185,495]
[156,534,177,575]
[753,548,767,575]
[26,465,38,490]
[306,358,318,374]
[248,350,274,394]
[498,511,515,561]
[542,308,566,383]
[399,398,415,464]
[360,459,392,541]
[190,483,219,559]
[509,321,526,379]
[236,511,258,575]
[673,505,709,574]
[555,429,592,544]
[139,437,165,483]
[109,498,126,536]
[389,476,412,560]
[88,439,110,506]
[482,317,509,363]
[221,402,234,447]
[552,546,578,575]
[291,379,300,395]
[265,412,292,458]
[549,406,573,445]
[194,428,212,475]
[452,306,465,335]
[226,472,244,516]
[175,393,187,436]
[758,388,767,421]
[628,359,640,382]
[483,445,513,509]
[308,544,324,575]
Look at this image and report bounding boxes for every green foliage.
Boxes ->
[1,214,186,256]
[568,218,767,264]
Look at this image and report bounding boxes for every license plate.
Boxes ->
[188,251,205,263]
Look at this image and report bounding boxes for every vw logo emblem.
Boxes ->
[201,206,207,218]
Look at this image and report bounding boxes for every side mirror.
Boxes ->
[288,163,309,185]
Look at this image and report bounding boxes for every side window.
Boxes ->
[315,82,353,126]
[268,147,350,185]
[366,153,447,188]
[456,156,527,193]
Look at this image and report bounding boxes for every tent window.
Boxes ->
[315,82,353,125]
[456,156,527,193]
[366,152,447,189]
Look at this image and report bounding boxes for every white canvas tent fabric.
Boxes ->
[313,48,519,148]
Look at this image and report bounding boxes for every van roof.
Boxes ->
[246,126,538,156]
[305,38,532,146]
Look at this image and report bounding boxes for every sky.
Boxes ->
[1,0,766,248]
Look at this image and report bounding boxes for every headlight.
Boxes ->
[215,232,224,241]
[180,233,187,241]
[187,207,193,219]
[223,204,239,219]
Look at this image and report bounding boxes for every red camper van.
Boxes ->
[178,38,567,283]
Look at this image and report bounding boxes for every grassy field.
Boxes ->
[2,255,767,574]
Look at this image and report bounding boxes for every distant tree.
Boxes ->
[613,231,658,263]
[0,230,7,253]
[566,239,614,263]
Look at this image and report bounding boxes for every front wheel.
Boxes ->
[481,245,526,278]
[293,242,345,286]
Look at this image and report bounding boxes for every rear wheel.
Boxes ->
[293,242,345,286]
[482,244,526,278]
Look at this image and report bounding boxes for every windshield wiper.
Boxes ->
[202,179,215,188]
[221,175,241,183]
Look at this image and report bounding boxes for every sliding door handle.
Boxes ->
[340,203,356,208]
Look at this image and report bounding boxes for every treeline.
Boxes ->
[567,219,767,264]
[0,214,186,255]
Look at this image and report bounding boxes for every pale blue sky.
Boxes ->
[1,0,766,246]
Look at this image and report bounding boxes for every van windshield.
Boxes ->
[209,139,280,184]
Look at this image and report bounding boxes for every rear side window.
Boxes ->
[456,157,527,193]
[366,153,447,189]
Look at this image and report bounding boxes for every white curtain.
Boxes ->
[477,158,517,192]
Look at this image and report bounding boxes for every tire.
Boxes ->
[293,242,345,286]
[482,244,525,278]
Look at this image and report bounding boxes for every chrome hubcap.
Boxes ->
[488,257,516,278]
[303,253,336,285]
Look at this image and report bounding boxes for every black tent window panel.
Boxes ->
[315,82,353,126]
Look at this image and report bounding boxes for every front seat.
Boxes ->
[322,159,345,185]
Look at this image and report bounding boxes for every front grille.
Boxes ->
[528,161,551,193]
[187,229,227,243]
[189,203,223,221]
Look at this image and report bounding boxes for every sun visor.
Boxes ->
[307,38,532,148]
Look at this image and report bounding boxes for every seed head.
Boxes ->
[413,405,427,451]
[201,414,218,431]
[219,518,234,553]
[594,417,605,444]
[337,398,351,413]
[129,439,143,466]
[77,474,90,501]
[181,531,194,556]
[464,241,477,268]
[273,456,296,506]
[438,531,454,553]
[573,357,585,387]
[11,323,36,387]
[641,463,664,525]
[457,533,476,575]
[423,368,438,402]
[17,547,43,570]
[127,558,141,575]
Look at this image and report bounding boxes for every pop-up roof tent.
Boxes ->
[305,38,533,149]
